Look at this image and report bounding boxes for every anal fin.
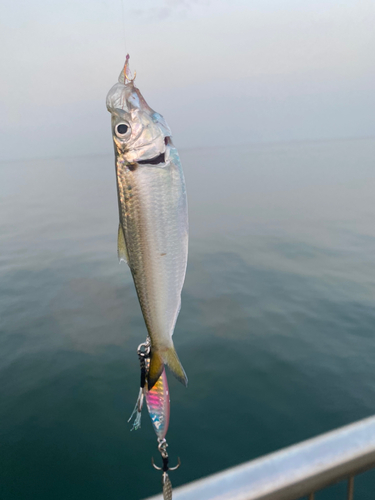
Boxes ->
[118,224,129,264]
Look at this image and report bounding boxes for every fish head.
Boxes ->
[106,57,172,165]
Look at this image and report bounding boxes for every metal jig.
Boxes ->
[129,340,180,499]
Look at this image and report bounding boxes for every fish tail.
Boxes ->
[162,344,188,388]
[148,344,188,390]
[148,350,164,390]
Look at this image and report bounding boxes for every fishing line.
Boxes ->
[120,0,127,54]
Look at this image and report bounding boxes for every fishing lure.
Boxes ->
[129,339,180,500]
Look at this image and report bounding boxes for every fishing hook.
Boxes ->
[127,338,151,430]
[152,438,181,472]
[151,457,162,471]
[123,54,137,83]
[151,456,181,472]
[168,459,181,472]
[152,439,179,500]
[127,70,137,83]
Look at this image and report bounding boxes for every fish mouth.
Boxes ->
[137,152,165,165]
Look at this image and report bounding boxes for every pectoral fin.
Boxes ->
[118,224,129,264]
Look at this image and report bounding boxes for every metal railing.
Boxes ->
[145,415,375,500]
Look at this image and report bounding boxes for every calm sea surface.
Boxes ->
[1,139,375,499]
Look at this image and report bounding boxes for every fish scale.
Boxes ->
[120,165,184,337]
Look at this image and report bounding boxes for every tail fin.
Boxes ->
[148,350,164,390]
[148,344,188,390]
[162,345,188,388]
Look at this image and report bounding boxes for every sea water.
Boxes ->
[1,138,375,499]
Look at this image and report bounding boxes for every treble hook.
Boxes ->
[152,454,180,500]
[151,425,179,499]
[151,457,181,472]
[169,459,181,472]
[151,457,162,471]
[152,437,181,496]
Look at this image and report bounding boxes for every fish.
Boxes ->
[106,55,188,389]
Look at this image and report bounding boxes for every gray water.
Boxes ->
[1,138,375,499]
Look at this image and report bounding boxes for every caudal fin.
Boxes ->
[148,350,164,390]
[148,344,188,390]
[162,345,188,387]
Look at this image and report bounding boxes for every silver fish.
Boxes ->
[106,56,188,389]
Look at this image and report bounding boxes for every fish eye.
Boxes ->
[115,123,130,137]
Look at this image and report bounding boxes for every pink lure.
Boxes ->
[145,368,170,440]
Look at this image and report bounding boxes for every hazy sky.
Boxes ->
[1,0,374,160]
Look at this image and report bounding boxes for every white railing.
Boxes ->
[145,415,375,500]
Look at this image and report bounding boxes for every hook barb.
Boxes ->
[152,457,162,471]
[168,457,181,471]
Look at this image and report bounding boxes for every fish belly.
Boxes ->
[116,155,188,348]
